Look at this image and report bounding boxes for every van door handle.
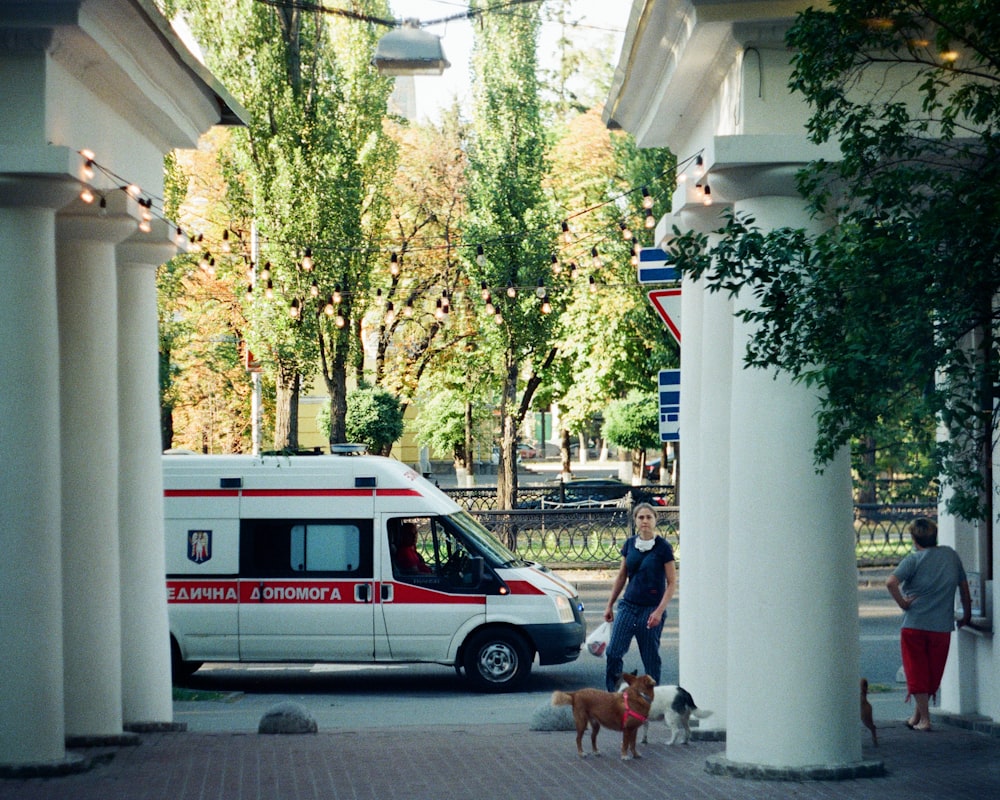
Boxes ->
[355,583,372,603]
[381,583,393,602]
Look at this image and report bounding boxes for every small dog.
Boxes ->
[551,672,656,760]
[860,678,878,746]
[616,674,713,745]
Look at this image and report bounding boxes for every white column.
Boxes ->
[117,224,179,728]
[57,193,138,740]
[0,178,79,768]
[718,191,863,773]
[675,216,732,733]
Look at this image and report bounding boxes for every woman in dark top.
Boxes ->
[602,502,676,691]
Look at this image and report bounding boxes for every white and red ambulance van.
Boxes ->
[163,452,585,691]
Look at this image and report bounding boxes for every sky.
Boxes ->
[386,0,628,121]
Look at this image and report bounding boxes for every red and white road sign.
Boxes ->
[647,288,681,345]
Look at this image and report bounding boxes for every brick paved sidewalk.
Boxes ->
[3,717,998,800]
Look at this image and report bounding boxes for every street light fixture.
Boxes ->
[372,19,450,76]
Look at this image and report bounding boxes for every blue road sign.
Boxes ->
[658,369,680,442]
[637,247,679,284]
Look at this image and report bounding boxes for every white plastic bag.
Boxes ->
[585,620,611,657]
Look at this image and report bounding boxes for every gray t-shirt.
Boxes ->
[893,546,967,632]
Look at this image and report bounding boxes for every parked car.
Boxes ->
[542,477,666,507]
[516,443,537,460]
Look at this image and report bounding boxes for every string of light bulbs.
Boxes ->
[72,148,709,323]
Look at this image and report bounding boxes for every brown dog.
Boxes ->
[860,678,878,746]
[551,673,656,760]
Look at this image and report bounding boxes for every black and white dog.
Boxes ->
[618,675,713,745]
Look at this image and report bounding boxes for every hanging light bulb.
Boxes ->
[644,208,656,229]
[561,220,572,244]
[494,312,504,325]
[569,260,578,278]
[535,279,547,299]
[641,186,653,209]
[98,196,107,217]
[245,285,254,302]
[289,298,300,319]
[301,248,313,271]
[80,187,95,204]
[335,313,346,328]
[260,261,271,281]
[386,301,396,323]
[591,247,602,268]
[265,279,274,299]
[631,250,640,267]
[588,274,597,293]
[551,253,561,274]
[506,282,517,298]
[206,257,216,275]
[476,244,485,266]
[221,229,231,253]
[310,280,319,297]
[441,290,450,313]
[333,285,342,304]
[485,300,495,316]
[703,184,713,206]
[694,183,705,203]
[175,227,185,247]
[325,296,335,316]
[126,183,141,199]
[694,154,705,178]
[435,298,444,320]
[404,302,414,318]
[140,199,152,222]
[480,280,490,301]
[138,218,152,234]
[390,252,400,276]
[620,222,633,241]
[541,298,552,314]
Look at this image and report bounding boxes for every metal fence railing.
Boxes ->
[444,487,934,569]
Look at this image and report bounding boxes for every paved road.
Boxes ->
[173,569,907,732]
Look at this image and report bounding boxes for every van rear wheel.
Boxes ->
[170,638,202,685]
[462,629,531,692]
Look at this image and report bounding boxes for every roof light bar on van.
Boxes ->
[329,443,367,455]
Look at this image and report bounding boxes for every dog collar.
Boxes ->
[623,690,648,726]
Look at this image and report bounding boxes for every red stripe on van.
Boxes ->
[243,489,374,497]
[390,582,486,605]
[503,580,546,596]
[164,489,240,498]
[163,488,423,498]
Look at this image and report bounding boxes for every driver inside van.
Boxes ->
[394,522,433,575]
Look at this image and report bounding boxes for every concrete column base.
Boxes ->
[705,754,885,781]
[0,753,92,779]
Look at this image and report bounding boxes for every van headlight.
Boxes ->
[554,595,575,623]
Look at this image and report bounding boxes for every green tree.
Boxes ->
[603,390,660,480]
[316,383,403,456]
[668,0,999,520]
[463,0,560,508]
[546,111,676,471]
[172,0,397,450]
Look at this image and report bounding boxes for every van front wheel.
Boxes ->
[462,629,531,692]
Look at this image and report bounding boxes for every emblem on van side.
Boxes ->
[188,530,212,564]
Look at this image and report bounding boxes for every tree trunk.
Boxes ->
[326,356,348,445]
[274,369,300,451]
[463,400,474,472]
[560,428,571,476]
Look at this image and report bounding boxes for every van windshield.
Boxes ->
[446,510,529,568]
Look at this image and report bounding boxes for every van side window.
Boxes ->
[240,519,372,577]
[290,524,361,572]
